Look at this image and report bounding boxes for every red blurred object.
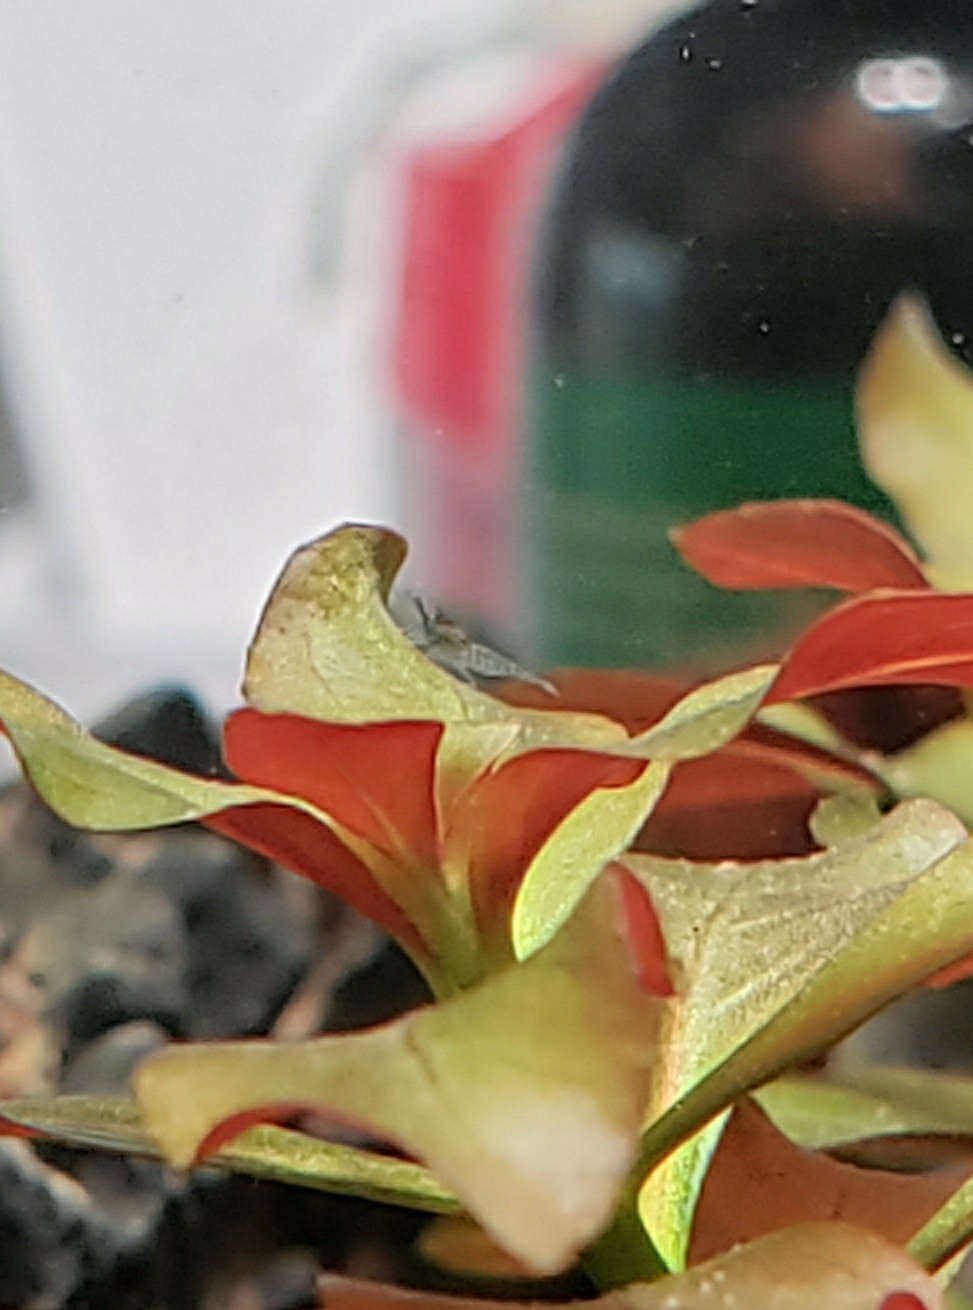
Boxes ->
[392,63,602,626]
[394,64,600,447]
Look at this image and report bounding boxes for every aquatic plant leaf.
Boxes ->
[0,663,670,988]
[881,719,973,827]
[504,669,878,861]
[510,762,671,959]
[625,800,972,1270]
[497,668,693,733]
[0,1094,458,1213]
[767,592,973,704]
[0,669,435,957]
[756,1069,973,1153]
[318,1223,944,1310]
[135,871,667,1274]
[672,499,927,592]
[0,668,274,829]
[910,1171,973,1274]
[858,294,973,590]
[242,525,626,756]
[220,711,443,866]
[808,793,885,847]
[624,665,779,761]
[690,1099,968,1266]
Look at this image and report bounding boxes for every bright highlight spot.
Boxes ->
[855,56,951,114]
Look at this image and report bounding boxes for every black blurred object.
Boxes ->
[528,0,973,668]
[94,684,225,777]
[541,0,973,380]
[0,685,435,1307]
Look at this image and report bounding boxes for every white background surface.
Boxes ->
[0,0,667,719]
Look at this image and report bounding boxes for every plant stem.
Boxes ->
[582,1183,669,1290]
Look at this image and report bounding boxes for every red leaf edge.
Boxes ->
[193,1100,385,1165]
[615,866,674,997]
[768,591,973,704]
[0,1116,40,1140]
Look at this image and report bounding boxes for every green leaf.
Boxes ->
[624,800,971,1271]
[0,1094,459,1214]
[834,1067,973,1140]
[809,794,885,848]
[242,525,626,754]
[910,1173,973,1273]
[512,762,671,959]
[623,665,780,762]
[511,665,790,958]
[322,1223,945,1310]
[756,1071,973,1153]
[881,718,973,825]
[857,293,973,589]
[0,669,273,829]
[135,871,665,1275]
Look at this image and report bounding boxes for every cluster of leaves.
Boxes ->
[3,296,973,1309]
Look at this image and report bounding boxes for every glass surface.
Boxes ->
[527,0,973,668]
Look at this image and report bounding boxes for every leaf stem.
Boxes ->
[581,1179,669,1290]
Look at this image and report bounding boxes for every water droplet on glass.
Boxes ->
[758,319,771,334]
[554,373,567,388]
[679,44,693,63]
[706,58,724,71]
[952,331,967,346]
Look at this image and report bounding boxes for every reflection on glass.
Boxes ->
[526,0,973,670]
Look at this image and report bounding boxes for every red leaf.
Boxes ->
[455,749,647,942]
[769,591,973,704]
[642,750,823,860]
[809,685,964,754]
[223,712,442,866]
[193,1101,379,1164]
[690,1098,968,1265]
[920,953,973,989]
[503,668,877,860]
[498,668,689,733]
[0,1116,40,1140]
[205,804,427,958]
[672,500,927,593]
[616,866,673,996]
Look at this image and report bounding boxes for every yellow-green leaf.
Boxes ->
[512,761,671,959]
[135,871,664,1274]
[0,669,272,828]
[624,665,780,761]
[882,718,973,824]
[757,1069,973,1153]
[0,1094,458,1213]
[809,793,885,847]
[625,800,970,1270]
[857,293,973,588]
[322,1223,945,1310]
[243,525,626,754]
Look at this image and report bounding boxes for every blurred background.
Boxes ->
[0,0,666,720]
[1,0,973,717]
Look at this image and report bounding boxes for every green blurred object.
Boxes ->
[528,378,893,668]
